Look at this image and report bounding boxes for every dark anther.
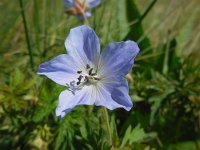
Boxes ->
[77,71,82,74]
[88,68,93,75]
[84,76,89,82]
[86,64,90,69]
[77,81,80,85]
[91,73,97,76]
[94,77,100,81]
[77,75,83,81]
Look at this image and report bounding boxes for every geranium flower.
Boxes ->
[64,0,100,19]
[37,25,139,118]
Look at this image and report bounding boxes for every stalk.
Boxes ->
[139,0,157,23]
[103,107,112,146]
[19,0,34,70]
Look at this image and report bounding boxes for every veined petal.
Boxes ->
[65,25,100,70]
[99,41,139,76]
[95,76,133,111]
[37,54,79,86]
[86,0,100,7]
[56,85,95,118]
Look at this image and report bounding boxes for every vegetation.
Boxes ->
[0,0,200,149]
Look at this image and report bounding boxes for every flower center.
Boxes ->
[66,64,100,94]
[76,64,100,85]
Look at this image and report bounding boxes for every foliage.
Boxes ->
[0,0,200,149]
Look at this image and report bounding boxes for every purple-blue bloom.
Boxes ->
[63,0,100,19]
[37,25,139,118]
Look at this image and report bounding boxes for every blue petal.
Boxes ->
[37,54,79,86]
[95,75,133,111]
[63,0,100,10]
[76,11,91,20]
[99,41,139,76]
[65,25,100,69]
[63,0,74,10]
[56,86,95,118]
[85,11,91,17]
[86,0,100,7]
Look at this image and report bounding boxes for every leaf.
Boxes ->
[32,86,58,123]
[32,102,56,123]
[121,125,132,147]
[129,124,157,144]
[121,124,157,147]
[54,118,75,150]
[167,140,200,150]
[129,124,147,144]
[149,72,175,125]
[80,124,88,140]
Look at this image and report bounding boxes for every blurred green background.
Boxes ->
[0,0,200,149]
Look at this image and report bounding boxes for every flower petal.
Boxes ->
[76,11,91,20]
[63,0,74,10]
[63,0,100,10]
[86,0,100,7]
[95,76,133,111]
[37,54,79,86]
[65,25,100,70]
[56,85,95,118]
[55,75,132,118]
[99,41,139,76]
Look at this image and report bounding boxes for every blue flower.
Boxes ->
[63,0,100,19]
[37,25,139,118]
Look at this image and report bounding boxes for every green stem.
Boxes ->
[105,0,113,43]
[83,14,89,25]
[33,0,41,53]
[139,0,157,23]
[41,0,47,58]
[103,107,112,146]
[19,0,34,70]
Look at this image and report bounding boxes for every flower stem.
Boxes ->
[139,0,157,23]
[103,107,112,146]
[19,0,34,70]
[83,0,89,25]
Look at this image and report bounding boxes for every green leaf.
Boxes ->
[149,72,175,125]
[129,124,157,144]
[80,124,88,140]
[129,124,147,144]
[121,125,132,147]
[54,118,75,150]
[32,102,56,123]
[121,124,157,147]
[32,86,58,123]
[167,140,200,150]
